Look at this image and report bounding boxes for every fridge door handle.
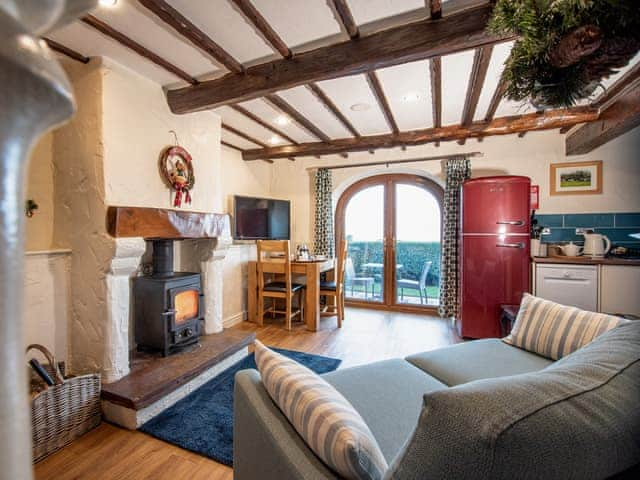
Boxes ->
[496,220,525,226]
[496,242,526,249]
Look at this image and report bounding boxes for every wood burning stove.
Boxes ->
[134,239,203,356]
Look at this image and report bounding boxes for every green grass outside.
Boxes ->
[345,283,439,299]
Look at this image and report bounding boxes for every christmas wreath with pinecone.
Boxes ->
[488,0,640,108]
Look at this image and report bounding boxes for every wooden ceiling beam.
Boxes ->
[81,15,198,85]
[566,72,640,155]
[265,94,331,141]
[138,0,243,73]
[44,38,90,64]
[462,46,493,126]
[242,107,599,160]
[330,0,359,39]
[484,74,508,121]
[167,3,512,113]
[230,0,291,58]
[229,104,299,145]
[222,123,268,147]
[307,83,360,137]
[429,0,442,20]
[221,140,244,151]
[367,71,400,134]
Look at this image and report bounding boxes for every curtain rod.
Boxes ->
[305,152,484,171]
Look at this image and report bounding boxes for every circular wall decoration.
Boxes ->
[159,145,195,208]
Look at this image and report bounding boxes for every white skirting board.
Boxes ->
[102,347,248,430]
[223,310,246,328]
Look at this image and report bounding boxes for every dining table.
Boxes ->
[247,258,335,331]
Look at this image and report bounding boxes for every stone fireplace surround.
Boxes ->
[104,206,233,383]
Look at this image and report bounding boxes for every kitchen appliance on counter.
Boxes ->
[459,176,531,339]
[582,232,611,257]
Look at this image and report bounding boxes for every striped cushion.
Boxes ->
[503,293,624,360]
[254,340,388,480]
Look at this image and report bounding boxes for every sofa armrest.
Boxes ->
[233,369,338,480]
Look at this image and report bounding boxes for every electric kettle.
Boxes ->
[582,233,611,257]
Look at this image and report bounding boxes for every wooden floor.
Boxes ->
[34,307,460,480]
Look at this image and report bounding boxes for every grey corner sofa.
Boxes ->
[234,321,640,480]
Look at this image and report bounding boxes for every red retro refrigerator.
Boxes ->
[458,176,531,338]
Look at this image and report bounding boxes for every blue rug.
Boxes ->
[139,348,341,466]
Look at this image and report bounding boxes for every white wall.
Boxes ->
[270,128,640,245]
[25,133,55,251]
[23,252,71,364]
[101,59,222,213]
[219,146,272,325]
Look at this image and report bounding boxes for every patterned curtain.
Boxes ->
[438,157,471,318]
[314,168,335,257]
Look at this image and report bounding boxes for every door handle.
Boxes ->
[161,309,177,316]
[496,242,525,249]
[496,220,525,226]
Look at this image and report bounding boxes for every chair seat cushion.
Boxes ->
[320,281,337,291]
[406,339,552,386]
[263,281,304,293]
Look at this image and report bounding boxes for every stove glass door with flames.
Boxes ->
[172,288,200,325]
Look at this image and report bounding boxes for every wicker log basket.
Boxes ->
[27,344,101,463]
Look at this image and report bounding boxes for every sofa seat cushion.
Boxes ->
[406,339,552,386]
[323,359,447,463]
[386,322,640,480]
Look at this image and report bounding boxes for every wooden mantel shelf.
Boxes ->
[107,206,231,239]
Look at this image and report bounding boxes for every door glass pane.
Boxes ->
[395,184,441,306]
[344,185,384,303]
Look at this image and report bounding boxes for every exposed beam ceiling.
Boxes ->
[265,94,331,141]
[221,140,244,152]
[221,123,268,147]
[229,104,299,145]
[167,3,512,113]
[138,0,244,73]
[566,68,640,155]
[330,0,359,39]
[230,0,292,58]
[462,46,493,126]
[44,38,90,64]
[367,71,400,134]
[307,83,360,137]
[81,15,198,85]
[484,74,508,122]
[242,107,599,160]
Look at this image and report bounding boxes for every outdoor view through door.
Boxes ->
[336,174,443,311]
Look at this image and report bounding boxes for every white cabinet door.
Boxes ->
[535,265,598,311]
[600,265,640,316]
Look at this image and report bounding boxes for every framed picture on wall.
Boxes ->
[550,160,602,195]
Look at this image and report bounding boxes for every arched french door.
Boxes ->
[335,174,444,313]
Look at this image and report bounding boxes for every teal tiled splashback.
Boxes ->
[534,212,640,246]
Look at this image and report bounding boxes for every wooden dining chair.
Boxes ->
[256,240,305,330]
[320,239,348,327]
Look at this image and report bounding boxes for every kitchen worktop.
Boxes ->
[532,256,640,267]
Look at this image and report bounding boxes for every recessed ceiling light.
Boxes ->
[402,92,421,102]
[350,103,371,112]
[274,115,290,126]
[268,135,282,145]
[99,0,118,7]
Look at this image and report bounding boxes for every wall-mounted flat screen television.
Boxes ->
[233,195,291,240]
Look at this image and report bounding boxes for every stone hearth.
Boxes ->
[102,330,255,429]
